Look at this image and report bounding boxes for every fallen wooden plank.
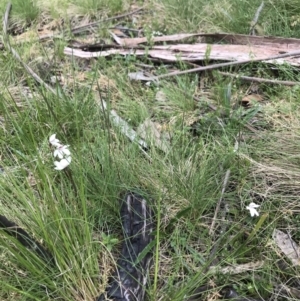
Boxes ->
[201,33,300,51]
[64,43,300,66]
[109,31,300,51]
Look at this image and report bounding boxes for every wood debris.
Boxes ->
[273,229,300,266]
[64,42,300,67]
[64,32,300,85]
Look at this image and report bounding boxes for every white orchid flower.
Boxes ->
[246,202,260,217]
[54,156,72,170]
[53,145,71,159]
[49,134,61,147]
[49,134,72,170]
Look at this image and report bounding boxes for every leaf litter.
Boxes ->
[273,229,300,267]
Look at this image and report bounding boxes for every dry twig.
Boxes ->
[13,7,145,42]
[209,169,231,236]
[71,7,144,34]
[209,140,239,236]
[218,71,300,86]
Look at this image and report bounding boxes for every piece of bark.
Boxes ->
[64,43,300,67]
[273,229,300,266]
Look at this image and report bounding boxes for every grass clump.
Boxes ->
[160,0,300,37]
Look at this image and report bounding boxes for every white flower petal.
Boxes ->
[49,134,56,142]
[49,134,61,147]
[249,202,260,208]
[61,146,71,156]
[248,208,258,217]
[49,134,58,144]
[54,156,71,170]
[54,160,68,170]
[53,145,71,159]
[53,149,64,159]
[246,202,260,217]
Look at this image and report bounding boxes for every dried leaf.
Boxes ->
[209,261,265,274]
[93,93,148,150]
[110,31,123,46]
[42,19,63,31]
[241,94,264,106]
[155,90,167,102]
[110,28,128,38]
[27,171,37,187]
[128,71,155,82]
[207,290,221,301]
[273,229,300,266]
[137,119,169,152]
